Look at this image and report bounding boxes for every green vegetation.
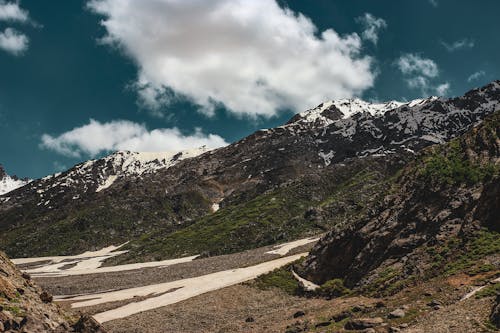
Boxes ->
[316,278,350,298]
[420,139,497,185]
[253,264,300,295]
[475,283,500,299]
[444,230,500,276]
[114,165,398,263]
[1,304,25,316]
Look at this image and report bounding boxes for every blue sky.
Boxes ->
[0,0,498,178]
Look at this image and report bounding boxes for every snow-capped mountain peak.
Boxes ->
[0,165,30,195]
[291,97,441,127]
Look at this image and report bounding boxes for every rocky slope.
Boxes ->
[0,165,29,196]
[1,81,500,259]
[301,110,500,294]
[0,251,105,332]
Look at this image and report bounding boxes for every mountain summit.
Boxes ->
[0,165,30,196]
[1,81,499,259]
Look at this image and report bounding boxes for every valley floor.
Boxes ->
[12,238,498,333]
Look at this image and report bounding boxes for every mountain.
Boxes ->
[1,81,499,259]
[0,250,105,332]
[301,110,499,293]
[0,165,30,196]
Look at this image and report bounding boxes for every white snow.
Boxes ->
[12,244,128,265]
[84,146,211,193]
[23,255,198,277]
[291,269,319,291]
[62,252,308,323]
[211,203,220,212]
[0,174,30,195]
[293,98,408,126]
[318,150,335,166]
[96,175,118,193]
[265,237,319,256]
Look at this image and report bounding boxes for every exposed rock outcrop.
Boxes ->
[302,111,500,288]
[0,251,105,332]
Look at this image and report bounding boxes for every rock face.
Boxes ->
[0,165,30,196]
[301,110,500,287]
[1,81,500,258]
[0,251,105,332]
[491,294,500,328]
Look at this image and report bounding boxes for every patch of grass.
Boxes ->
[2,304,25,316]
[316,278,350,298]
[444,230,500,276]
[475,283,500,299]
[361,267,400,296]
[419,139,497,185]
[253,264,300,295]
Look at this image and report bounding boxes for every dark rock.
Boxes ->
[427,300,441,307]
[331,310,351,322]
[293,310,305,318]
[245,316,255,323]
[314,321,331,328]
[375,301,386,308]
[72,314,107,333]
[21,272,31,280]
[490,294,500,328]
[40,291,53,303]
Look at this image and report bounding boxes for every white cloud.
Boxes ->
[429,0,438,7]
[467,70,486,82]
[435,82,450,96]
[0,27,28,55]
[441,38,474,52]
[396,53,449,96]
[396,53,438,78]
[87,0,375,118]
[0,0,29,22]
[40,119,228,157]
[356,13,387,45]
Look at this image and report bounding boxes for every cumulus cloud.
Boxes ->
[396,53,449,96]
[396,53,438,78]
[441,38,474,52]
[0,0,29,22]
[40,119,228,157]
[356,13,387,45]
[467,70,486,82]
[87,0,375,118]
[0,27,28,55]
[435,82,450,96]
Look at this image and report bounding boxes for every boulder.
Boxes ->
[388,309,405,318]
[345,317,384,330]
[40,291,53,303]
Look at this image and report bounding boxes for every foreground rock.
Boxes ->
[0,251,104,332]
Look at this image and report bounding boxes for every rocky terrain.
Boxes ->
[1,81,500,261]
[0,251,105,332]
[1,83,499,332]
[302,109,500,288]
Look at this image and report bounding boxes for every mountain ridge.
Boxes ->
[1,81,499,259]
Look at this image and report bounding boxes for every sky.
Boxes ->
[0,0,498,179]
